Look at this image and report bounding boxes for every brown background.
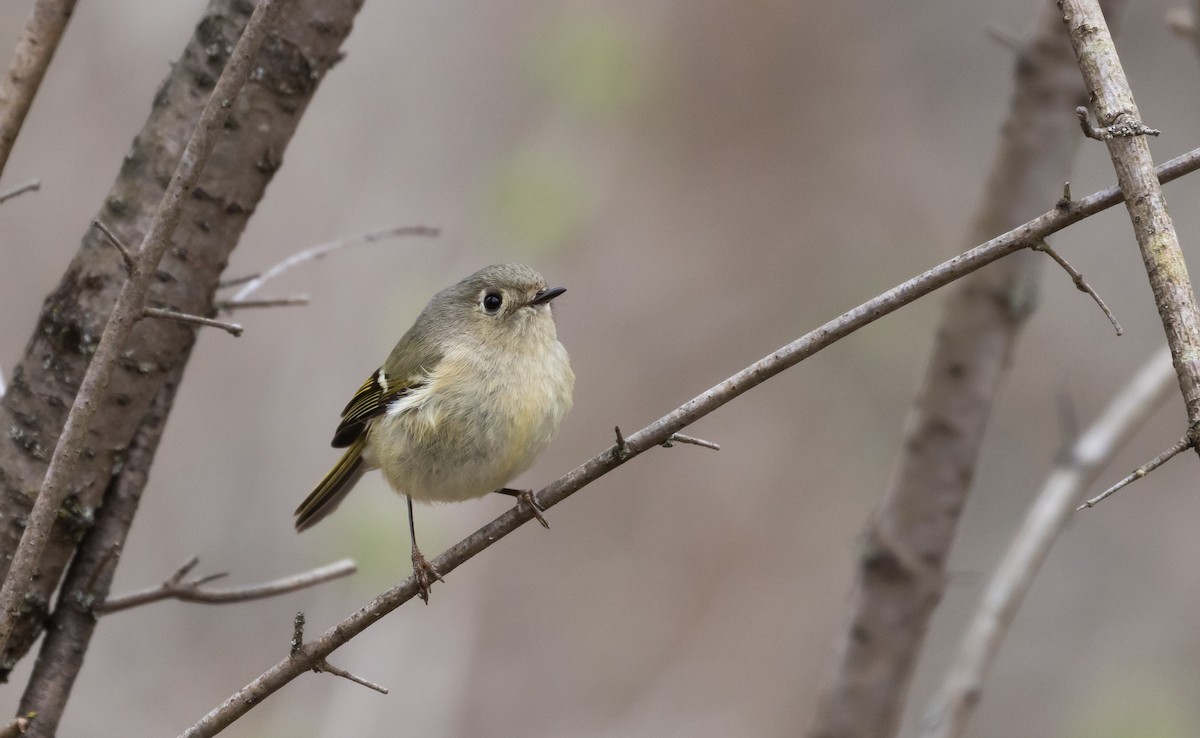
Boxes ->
[1,0,1199,736]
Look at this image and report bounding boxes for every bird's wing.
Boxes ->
[331,367,429,448]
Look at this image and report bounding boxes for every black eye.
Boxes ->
[482,292,503,314]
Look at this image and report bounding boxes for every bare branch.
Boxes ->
[100,558,356,614]
[141,307,244,337]
[0,0,79,178]
[1062,1,1200,432]
[229,225,440,301]
[1077,432,1194,509]
[1032,240,1123,334]
[0,0,285,657]
[918,347,1175,738]
[91,219,135,272]
[661,433,721,450]
[0,179,39,205]
[313,660,389,695]
[215,296,310,311]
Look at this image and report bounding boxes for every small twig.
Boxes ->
[99,558,357,614]
[0,716,30,738]
[1075,105,1160,141]
[1032,240,1123,334]
[0,179,39,205]
[142,307,244,337]
[230,225,440,302]
[313,660,389,695]
[613,425,630,460]
[1077,432,1195,509]
[291,612,304,659]
[215,295,310,311]
[92,219,135,272]
[661,433,721,450]
[1055,182,1073,211]
[217,273,260,288]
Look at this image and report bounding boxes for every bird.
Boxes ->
[294,263,574,602]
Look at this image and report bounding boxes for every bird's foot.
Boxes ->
[410,549,444,604]
[518,489,549,529]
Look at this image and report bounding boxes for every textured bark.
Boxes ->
[0,0,362,678]
[808,3,1119,736]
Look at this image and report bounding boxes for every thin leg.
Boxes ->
[406,495,442,603]
[495,487,549,529]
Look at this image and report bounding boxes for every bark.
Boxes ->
[0,0,362,678]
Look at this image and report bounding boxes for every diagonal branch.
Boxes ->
[918,346,1176,738]
[0,0,283,658]
[1061,0,1200,432]
[0,0,79,179]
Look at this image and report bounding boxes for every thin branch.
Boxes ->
[0,0,79,178]
[1077,432,1194,509]
[0,179,39,205]
[92,219,135,272]
[99,558,357,614]
[1032,240,1123,334]
[217,273,260,289]
[313,660,389,695]
[229,225,440,302]
[1062,1,1200,432]
[661,433,721,450]
[179,151,1200,737]
[214,296,310,311]
[141,307,244,337]
[918,347,1176,738]
[0,0,284,657]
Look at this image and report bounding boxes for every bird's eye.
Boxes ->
[482,292,503,314]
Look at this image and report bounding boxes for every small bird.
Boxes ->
[294,264,574,602]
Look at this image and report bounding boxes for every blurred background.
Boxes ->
[1,0,1200,736]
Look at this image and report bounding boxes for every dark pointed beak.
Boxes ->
[530,286,566,305]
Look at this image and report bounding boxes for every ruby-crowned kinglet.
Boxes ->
[294,263,574,601]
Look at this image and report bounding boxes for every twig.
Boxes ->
[0,0,284,658]
[99,558,357,614]
[918,347,1176,738]
[92,219,136,272]
[217,273,260,289]
[229,225,440,302]
[1062,1,1200,437]
[0,179,39,205]
[141,307,244,337]
[313,660,389,695]
[661,433,721,450]
[1077,432,1194,509]
[0,716,29,738]
[1032,240,1123,334]
[215,296,310,311]
[0,0,79,178]
[1074,105,1160,140]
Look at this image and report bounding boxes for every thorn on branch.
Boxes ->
[142,307,244,337]
[613,426,631,460]
[0,179,40,205]
[1032,240,1123,335]
[661,433,721,451]
[1075,106,1161,141]
[93,219,136,273]
[1056,182,1074,211]
[1077,432,1195,509]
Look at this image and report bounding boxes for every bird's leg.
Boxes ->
[495,487,549,529]
[406,496,442,603]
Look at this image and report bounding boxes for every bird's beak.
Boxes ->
[530,286,567,305]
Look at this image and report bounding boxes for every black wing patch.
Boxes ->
[330,368,425,448]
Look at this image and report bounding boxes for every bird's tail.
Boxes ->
[294,436,368,532]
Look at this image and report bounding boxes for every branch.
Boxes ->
[228,225,440,301]
[917,347,1175,738]
[1032,239,1123,334]
[290,613,388,694]
[177,152,1200,738]
[99,558,357,614]
[1076,432,1194,509]
[0,179,39,205]
[141,307,244,337]
[214,296,310,311]
[1061,0,1200,431]
[0,0,78,178]
[0,0,284,658]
